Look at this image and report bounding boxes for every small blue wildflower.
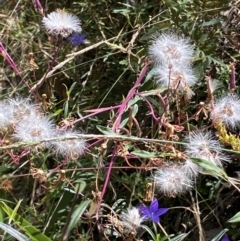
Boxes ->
[138,198,168,223]
[222,234,230,241]
[67,33,86,47]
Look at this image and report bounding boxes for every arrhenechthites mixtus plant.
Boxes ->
[0,3,237,241]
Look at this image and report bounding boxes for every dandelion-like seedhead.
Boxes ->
[155,65,197,90]
[42,10,81,37]
[211,94,240,129]
[180,159,201,178]
[149,33,194,67]
[0,98,39,130]
[120,207,144,232]
[51,130,86,159]
[185,131,230,167]
[7,98,39,125]
[13,114,55,145]
[154,167,193,197]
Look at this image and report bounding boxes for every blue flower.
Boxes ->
[222,234,230,241]
[67,33,86,47]
[138,198,168,223]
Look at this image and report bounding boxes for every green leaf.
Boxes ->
[65,199,91,235]
[68,82,77,94]
[119,118,129,129]
[0,222,30,241]
[144,66,158,83]
[191,158,228,178]
[0,201,52,241]
[201,19,221,27]
[228,212,240,223]
[210,228,228,241]
[170,233,189,241]
[126,96,141,109]
[141,225,156,240]
[96,125,121,136]
[131,150,161,158]
[8,199,22,224]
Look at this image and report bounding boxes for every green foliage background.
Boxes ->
[0,0,240,240]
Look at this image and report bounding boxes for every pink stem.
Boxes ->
[112,63,150,131]
[0,42,31,91]
[136,93,162,123]
[96,63,149,218]
[71,105,121,128]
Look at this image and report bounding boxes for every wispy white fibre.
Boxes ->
[180,159,201,178]
[211,94,240,129]
[51,130,86,159]
[0,101,11,130]
[185,131,230,167]
[120,207,144,232]
[13,114,55,144]
[154,167,193,196]
[156,65,197,90]
[208,79,222,94]
[149,33,194,67]
[7,98,39,125]
[42,10,81,37]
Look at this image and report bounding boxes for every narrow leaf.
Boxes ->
[131,150,161,158]
[0,201,52,241]
[170,233,189,241]
[191,158,228,178]
[210,228,228,241]
[228,212,240,223]
[65,199,91,235]
[0,222,30,241]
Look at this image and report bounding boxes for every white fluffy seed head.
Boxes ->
[120,207,144,232]
[13,114,55,146]
[0,98,41,130]
[211,94,240,129]
[51,130,86,159]
[180,159,201,178]
[154,167,193,197]
[155,64,197,91]
[149,33,194,67]
[185,131,230,167]
[42,10,81,37]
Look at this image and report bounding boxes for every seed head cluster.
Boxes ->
[0,98,86,159]
[149,33,196,98]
